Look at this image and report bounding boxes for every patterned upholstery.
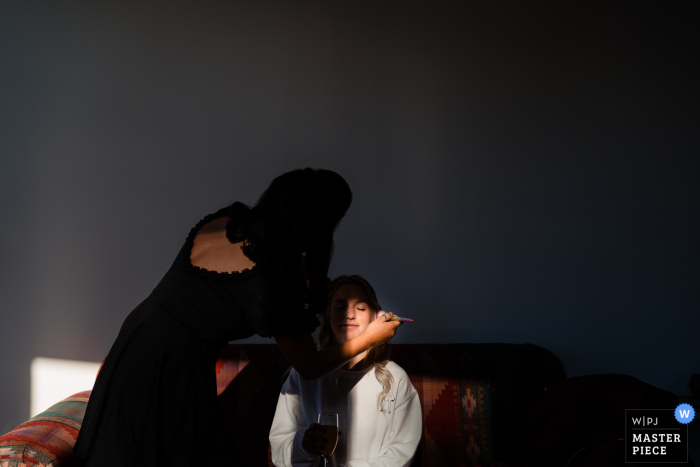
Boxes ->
[0,343,565,467]
[0,391,90,467]
[390,344,565,467]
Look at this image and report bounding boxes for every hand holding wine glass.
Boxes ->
[317,412,338,466]
[301,424,328,456]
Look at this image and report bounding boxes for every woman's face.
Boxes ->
[329,283,373,345]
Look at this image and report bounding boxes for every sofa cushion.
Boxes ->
[0,391,90,467]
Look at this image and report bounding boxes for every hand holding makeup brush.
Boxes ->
[365,311,401,345]
[376,310,413,322]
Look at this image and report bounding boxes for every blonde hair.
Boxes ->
[318,275,394,411]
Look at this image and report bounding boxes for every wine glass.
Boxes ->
[317,412,339,467]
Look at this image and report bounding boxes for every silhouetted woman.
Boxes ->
[73,168,401,467]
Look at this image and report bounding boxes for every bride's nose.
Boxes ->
[346,306,355,319]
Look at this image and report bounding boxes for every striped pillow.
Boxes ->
[0,391,90,467]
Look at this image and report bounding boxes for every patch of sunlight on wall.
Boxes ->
[30,357,101,418]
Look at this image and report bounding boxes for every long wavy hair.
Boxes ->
[318,275,394,411]
[226,168,352,314]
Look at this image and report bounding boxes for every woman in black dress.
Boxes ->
[73,168,400,466]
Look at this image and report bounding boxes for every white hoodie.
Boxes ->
[269,361,422,467]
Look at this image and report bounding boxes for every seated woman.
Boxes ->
[270,275,422,467]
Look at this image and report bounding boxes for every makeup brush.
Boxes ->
[376,310,413,322]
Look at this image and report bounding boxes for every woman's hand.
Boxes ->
[301,423,327,456]
[274,313,401,380]
[365,312,401,346]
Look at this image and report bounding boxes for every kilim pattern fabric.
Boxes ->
[0,391,90,467]
[390,344,565,467]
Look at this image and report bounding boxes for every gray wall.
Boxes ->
[1,1,697,432]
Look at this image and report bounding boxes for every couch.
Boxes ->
[0,343,566,467]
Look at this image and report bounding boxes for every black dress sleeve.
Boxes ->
[246,269,320,338]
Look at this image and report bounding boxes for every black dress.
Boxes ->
[73,205,320,466]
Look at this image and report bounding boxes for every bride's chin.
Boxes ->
[333,331,350,344]
[336,330,357,342]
